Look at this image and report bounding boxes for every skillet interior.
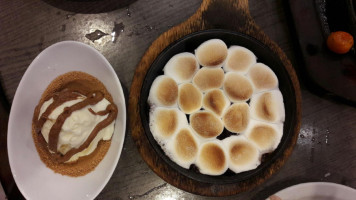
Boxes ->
[139,29,296,184]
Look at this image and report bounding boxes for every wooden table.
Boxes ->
[0,0,355,199]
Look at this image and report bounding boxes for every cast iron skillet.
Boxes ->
[139,29,296,184]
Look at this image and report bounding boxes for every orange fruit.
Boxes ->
[327,31,354,54]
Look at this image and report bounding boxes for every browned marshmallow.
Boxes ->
[223,46,256,73]
[223,72,253,102]
[222,102,250,133]
[248,63,278,92]
[202,89,229,116]
[149,107,188,141]
[196,141,228,175]
[165,127,199,169]
[195,39,228,68]
[163,52,199,84]
[249,90,285,123]
[190,111,224,139]
[193,67,224,92]
[245,120,283,153]
[178,83,202,114]
[223,136,260,173]
[148,75,178,107]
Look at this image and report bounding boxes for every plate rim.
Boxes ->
[274,182,356,199]
[7,40,127,200]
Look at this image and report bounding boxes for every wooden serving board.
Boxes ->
[129,0,301,196]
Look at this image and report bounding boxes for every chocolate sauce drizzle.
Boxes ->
[35,80,118,163]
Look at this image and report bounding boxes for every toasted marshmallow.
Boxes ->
[163,52,199,84]
[244,119,283,154]
[165,127,200,169]
[222,102,250,133]
[196,140,228,175]
[178,83,202,114]
[190,111,224,139]
[147,38,286,176]
[248,63,278,93]
[223,46,256,74]
[223,135,260,173]
[149,107,188,144]
[249,90,285,123]
[223,72,253,102]
[195,39,228,68]
[202,89,230,117]
[148,75,178,107]
[192,67,225,92]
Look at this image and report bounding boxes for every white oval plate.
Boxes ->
[268,182,356,200]
[7,41,126,200]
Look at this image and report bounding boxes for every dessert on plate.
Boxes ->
[32,71,118,176]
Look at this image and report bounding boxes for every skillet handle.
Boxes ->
[200,0,254,31]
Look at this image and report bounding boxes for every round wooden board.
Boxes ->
[129,0,302,196]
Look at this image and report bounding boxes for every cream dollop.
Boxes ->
[39,95,115,162]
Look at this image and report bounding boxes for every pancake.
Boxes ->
[223,72,253,102]
[190,111,224,139]
[192,67,225,92]
[195,140,228,175]
[31,71,116,177]
[178,83,202,114]
[165,127,200,169]
[149,107,188,143]
[202,89,230,117]
[163,52,199,84]
[222,102,250,133]
[244,120,283,153]
[148,75,178,107]
[223,46,256,74]
[195,39,228,68]
[249,90,285,123]
[223,135,260,173]
[248,63,278,92]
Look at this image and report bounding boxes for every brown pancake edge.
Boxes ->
[32,71,115,177]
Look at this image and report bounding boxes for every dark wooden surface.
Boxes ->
[0,0,355,199]
[129,0,301,196]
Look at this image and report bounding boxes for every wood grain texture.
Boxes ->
[129,0,301,196]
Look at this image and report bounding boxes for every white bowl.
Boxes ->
[7,41,126,200]
[269,182,356,200]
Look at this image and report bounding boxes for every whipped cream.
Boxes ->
[39,95,115,162]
